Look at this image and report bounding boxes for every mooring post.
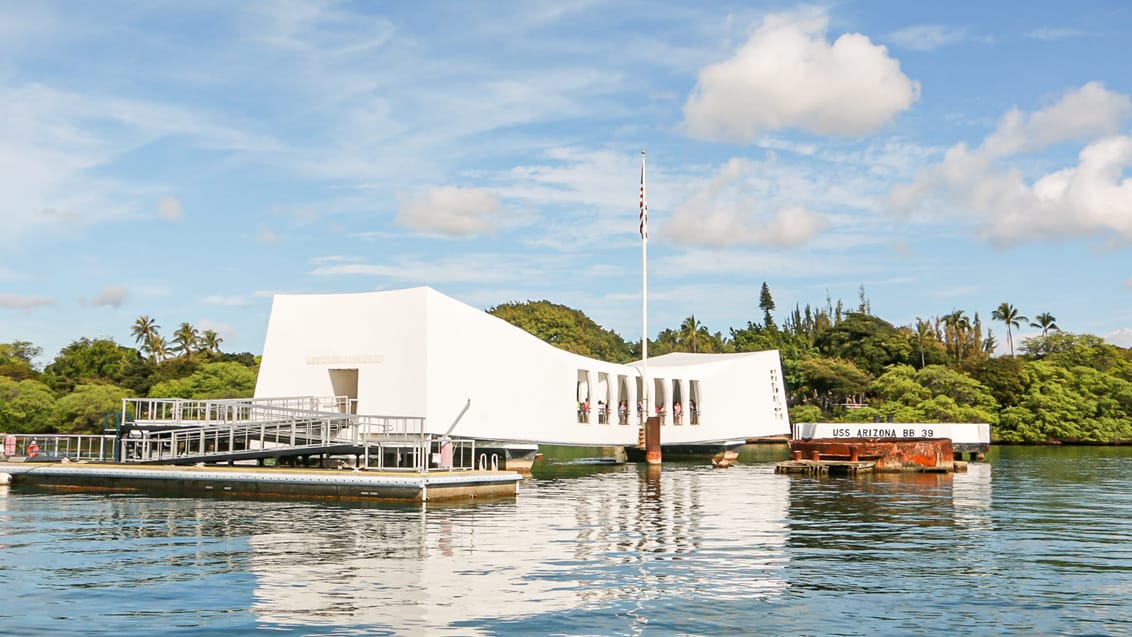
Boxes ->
[645,416,661,465]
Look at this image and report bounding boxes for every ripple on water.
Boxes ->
[3,447,1132,635]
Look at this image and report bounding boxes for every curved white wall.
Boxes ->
[256,287,791,446]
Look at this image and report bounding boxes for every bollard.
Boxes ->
[791,450,803,461]
[810,450,821,462]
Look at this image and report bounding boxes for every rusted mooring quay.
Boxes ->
[777,438,965,476]
[0,462,521,502]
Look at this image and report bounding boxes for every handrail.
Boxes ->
[111,397,478,472]
[1,433,116,461]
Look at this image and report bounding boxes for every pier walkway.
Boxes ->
[120,397,478,471]
[0,398,519,502]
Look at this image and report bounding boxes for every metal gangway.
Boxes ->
[120,397,477,472]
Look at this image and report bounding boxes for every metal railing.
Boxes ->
[117,397,479,472]
[1,433,116,462]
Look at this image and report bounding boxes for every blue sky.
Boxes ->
[3,1,1131,364]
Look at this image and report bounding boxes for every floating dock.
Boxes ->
[0,462,521,502]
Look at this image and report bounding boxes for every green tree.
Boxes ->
[941,310,975,365]
[487,300,633,362]
[915,365,999,412]
[758,282,776,329]
[0,377,57,433]
[991,302,1027,358]
[870,364,932,404]
[815,313,911,377]
[172,322,200,358]
[1022,333,1124,371]
[731,322,779,353]
[789,404,822,423]
[1030,312,1058,336]
[201,329,224,354]
[147,362,257,399]
[982,329,998,355]
[869,364,998,425]
[857,284,871,315]
[909,318,948,369]
[131,315,163,361]
[678,315,710,353]
[53,383,130,434]
[0,341,42,380]
[966,356,1026,408]
[793,356,871,412]
[43,338,143,393]
[149,336,169,362]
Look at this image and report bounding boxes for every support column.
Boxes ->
[586,370,598,424]
[610,375,621,425]
[626,380,638,427]
[662,378,673,426]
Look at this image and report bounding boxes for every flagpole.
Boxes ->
[640,149,649,416]
[640,149,661,466]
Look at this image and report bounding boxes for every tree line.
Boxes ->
[3,288,1131,443]
[488,284,1132,444]
[0,317,257,434]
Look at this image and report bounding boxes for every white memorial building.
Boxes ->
[254,287,791,454]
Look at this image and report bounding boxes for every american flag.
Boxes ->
[639,152,648,240]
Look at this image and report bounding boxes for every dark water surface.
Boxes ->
[2,446,1131,636]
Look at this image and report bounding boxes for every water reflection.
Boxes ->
[21,448,1132,636]
[244,463,790,634]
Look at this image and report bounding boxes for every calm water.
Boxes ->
[3,446,1132,636]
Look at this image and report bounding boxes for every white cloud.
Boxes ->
[656,247,872,279]
[665,158,828,247]
[1105,327,1132,348]
[0,82,278,240]
[1027,27,1091,41]
[396,186,511,236]
[88,286,128,308]
[890,82,1132,245]
[310,253,546,285]
[682,9,920,141]
[157,197,183,221]
[981,82,1132,156]
[0,295,55,310]
[309,255,364,265]
[886,25,967,51]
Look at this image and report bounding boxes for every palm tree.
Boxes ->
[991,302,1027,358]
[679,315,709,352]
[201,329,223,354]
[1030,312,1059,336]
[982,329,998,354]
[148,335,169,362]
[172,322,200,358]
[956,313,972,365]
[914,317,934,368]
[941,310,968,365]
[131,315,161,359]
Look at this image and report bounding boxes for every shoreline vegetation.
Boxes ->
[2,284,1130,445]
